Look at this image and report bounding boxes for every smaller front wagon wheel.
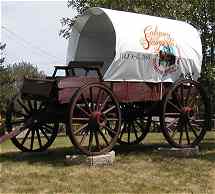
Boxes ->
[6,94,58,152]
[67,83,121,156]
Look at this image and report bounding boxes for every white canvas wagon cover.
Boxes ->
[67,7,202,82]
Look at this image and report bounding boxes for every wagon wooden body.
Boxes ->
[4,8,210,155]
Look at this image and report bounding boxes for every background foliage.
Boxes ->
[0,43,45,113]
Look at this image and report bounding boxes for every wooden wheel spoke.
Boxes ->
[11,119,25,125]
[30,128,35,150]
[185,87,191,106]
[88,131,93,151]
[172,90,179,105]
[167,118,180,137]
[164,113,181,117]
[95,89,102,111]
[184,124,190,144]
[96,89,105,111]
[74,123,88,135]
[98,129,109,146]
[27,100,33,112]
[170,127,178,139]
[13,111,27,117]
[17,98,30,114]
[79,131,88,145]
[186,118,199,138]
[180,85,184,106]
[43,124,56,131]
[135,120,144,130]
[103,105,116,115]
[104,125,117,135]
[21,129,31,145]
[179,128,183,144]
[89,87,94,111]
[81,94,92,113]
[167,100,183,113]
[76,105,90,117]
[132,122,139,140]
[36,128,42,148]
[34,100,38,110]
[127,122,131,143]
[72,118,89,122]
[189,98,196,108]
[100,95,110,111]
[42,125,53,134]
[106,118,118,121]
[94,131,101,150]
[119,122,126,140]
[40,128,50,141]
[166,118,180,128]
[38,102,46,111]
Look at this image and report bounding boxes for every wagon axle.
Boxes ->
[87,111,107,133]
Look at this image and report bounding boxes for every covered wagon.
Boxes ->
[3,8,210,155]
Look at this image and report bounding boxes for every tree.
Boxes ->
[0,62,45,113]
[0,42,6,70]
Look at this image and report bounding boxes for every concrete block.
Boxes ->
[87,151,115,166]
[65,151,115,166]
[157,146,200,157]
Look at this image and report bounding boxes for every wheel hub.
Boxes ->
[182,106,194,117]
[88,111,106,131]
[182,106,193,113]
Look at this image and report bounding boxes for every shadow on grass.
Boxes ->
[1,142,215,166]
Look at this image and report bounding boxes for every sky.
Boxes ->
[1,1,76,75]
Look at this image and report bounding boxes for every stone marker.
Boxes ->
[157,146,200,157]
[65,151,115,166]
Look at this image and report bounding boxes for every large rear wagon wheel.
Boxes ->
[161,80,210,148]
[5,94,58,152]
[67,83,121,156]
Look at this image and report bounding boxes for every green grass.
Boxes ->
[0,132,215,194]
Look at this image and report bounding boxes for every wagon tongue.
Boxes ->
[0,127,25,144]
[0,118,33,144]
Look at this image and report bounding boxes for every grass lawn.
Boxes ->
[0,131,215,194]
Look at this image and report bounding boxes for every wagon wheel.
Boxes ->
[5,94,58,152]
[118,104,151,144]
[161,80,209,148]
[117,117,151,145]
[67,83,121,156]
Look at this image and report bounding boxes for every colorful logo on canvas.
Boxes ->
[140,25,179,75]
